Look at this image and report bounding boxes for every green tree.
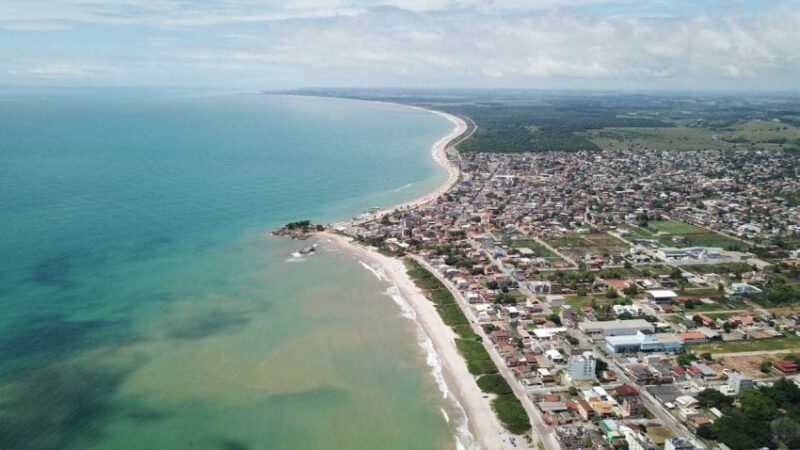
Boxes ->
[771,417,800,449]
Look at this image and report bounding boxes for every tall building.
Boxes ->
[616,384,644,418]
[727,370,754,395]
[566,351,596,382]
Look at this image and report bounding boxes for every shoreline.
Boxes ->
[316,102,518,448]
[276,96,468,229]
[321,232,513,450]
[274,98,515,448]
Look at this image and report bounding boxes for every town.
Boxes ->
[334,148,800,450]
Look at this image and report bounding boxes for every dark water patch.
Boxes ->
[0,363,127,450]
[0,314,132,373]
[168,311,251,341]
[28,254,74,288]
[212,437,251,450]
[121,407,170,423]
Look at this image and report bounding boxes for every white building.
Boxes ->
[566,351,596,382]
[646,289,678,304]
[727,371,754,395]
[578,319,655,337]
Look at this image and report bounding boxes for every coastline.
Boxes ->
[321,232,513,450]
[325,103,466,228]
[275,99,516,448]
[316,104,517,448]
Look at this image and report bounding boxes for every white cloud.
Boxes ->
[1,1,799,89]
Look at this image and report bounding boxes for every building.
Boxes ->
[773,359,799,374]
[665,437,702,450]
[605,330,683,354]
[566,352,597,382]
[578,319,655,337]
[615,384,644,418]
[545,294,566,307]
[727,371,755,395]
[623,426,656,450]
[646,289,678,304]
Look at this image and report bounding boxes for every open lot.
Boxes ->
[544,232,629,260]
[641,220,748,250]
[689,333,800,354]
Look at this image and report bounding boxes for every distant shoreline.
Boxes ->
[270,96,514,448]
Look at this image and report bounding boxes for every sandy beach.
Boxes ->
[331,109,466,228]
[321,232,515,450]
[315,106,523,449]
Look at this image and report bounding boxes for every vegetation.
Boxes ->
[403,258,533,435]
[690,333,800,353]
[491,394,532,434]
[705,378,800,450]
[477,373,512,395]
[456,339,497,375]
[696,388,734,409]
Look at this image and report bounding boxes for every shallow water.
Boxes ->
[0,90,457,449]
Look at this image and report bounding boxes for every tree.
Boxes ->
[568,386,578,397]
[723,321,732,333]
[546,313,562,326]
[771,417,800,449]
[700,352,713,361]
[697,388,734,409]
[594,358,608,378]
[605,288,619,299]
[761,361,773,374]
[685,299,696,309]
[623,284,640,296]
[697,422,717,440]
[676,349,694,366]
[577,287,588,297]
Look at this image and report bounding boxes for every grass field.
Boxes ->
[564,294,617,317]
[641,220,747,250]
[584,120,800,152]
[682,262,754,275]
[690,334,800,354]
[511,238,556,258]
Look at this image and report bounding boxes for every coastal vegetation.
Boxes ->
[287,89,800,154]
[404,259,531,435]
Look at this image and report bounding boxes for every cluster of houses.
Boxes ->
[330,147,800,450]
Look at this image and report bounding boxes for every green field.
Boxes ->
[682,262,754,275]
[690,334,800,354]
[511,238,556,257]
[639,220,747,250]
[585,120,800,152]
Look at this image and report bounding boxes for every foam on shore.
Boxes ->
[358,259,478,450]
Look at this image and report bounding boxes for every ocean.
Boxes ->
[0,90,460,449]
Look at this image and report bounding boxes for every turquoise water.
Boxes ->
[0,91,457,449]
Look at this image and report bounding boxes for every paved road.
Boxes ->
[413,256,562,450]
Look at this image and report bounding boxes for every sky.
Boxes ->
[1,0,799,90]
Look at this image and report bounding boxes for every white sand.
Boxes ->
[322,232,516,450]
[331,109,466,228]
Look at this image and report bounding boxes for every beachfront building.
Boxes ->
[578,319,655,337]
[605,330,683,354]
[565,352,596,382]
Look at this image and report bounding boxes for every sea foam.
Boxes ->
[358,260,478,450]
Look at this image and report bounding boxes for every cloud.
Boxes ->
[0,1,799,89]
